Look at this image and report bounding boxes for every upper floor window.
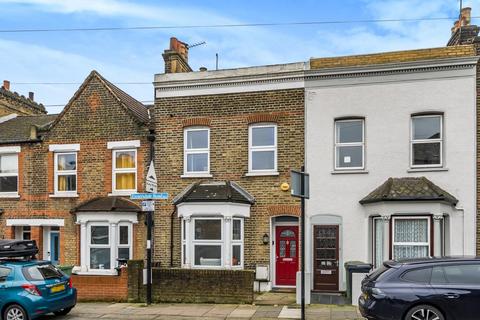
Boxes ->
[248,123,277,174]
[0,153,18,195]
[184,127,210,175]
[411,114,443,167]
[54,152,77,194]
[113,149,137,193]
[335,119,364,170]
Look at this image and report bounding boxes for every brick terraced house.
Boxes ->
[0,71,151,299]
[153,38,306,291]
[0,80,46,117]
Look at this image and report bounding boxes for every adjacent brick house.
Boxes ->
[153,38,305,290]
[0,71,151,299]
[0,80,46,116]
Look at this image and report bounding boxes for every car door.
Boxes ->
[430,263,480,320]
[0,267,12,308]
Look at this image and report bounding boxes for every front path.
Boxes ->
[39,302,364,320]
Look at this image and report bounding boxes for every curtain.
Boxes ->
[393,218,429,259]
[116,173,135,190]
[116,152,135,169]
[374,219,384,268]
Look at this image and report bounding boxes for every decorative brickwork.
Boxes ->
[182,117,211,127]
[247,113,282,124]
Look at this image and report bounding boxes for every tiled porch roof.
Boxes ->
[173,181,255,205]
[359,177,458,206]
[71,196,140,213]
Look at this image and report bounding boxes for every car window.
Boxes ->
[402,267,432,283]
[441,264,480,285]
[431,266,447,284]
[23,264,63,281]
[0,267,11,282]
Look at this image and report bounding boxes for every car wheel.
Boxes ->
[3,304,28,320]
[53,307,73,316]
[405,305,444,320]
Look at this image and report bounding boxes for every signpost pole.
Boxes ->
[300,165,306,320]
[146,210,152,305]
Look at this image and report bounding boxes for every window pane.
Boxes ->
[413,116,441,140]
[187,153,208,172]
[232,220,241,240]
[115,173,135,190]
[431,266,447,284]
[374,219,384,268]
[91,226,109,245]
[280,240,286,258]
[194,220,221,240]
[336,120,363,143]
[90,248,111,269]
[57,154,76,171]
[252,151,275,170]
[393,245,429,259]
[413,143,441,165]
[394,219,428,242]
[0,154,18,173]
[115,151,135,169]
[0,176,17,193]
[118,248,130,261]
[290,240,296,258]
[119,226,129,245]
[0,267,10,280]
[57,175,76,192]
[232,245,241,266]
[252,126,275,147]
[442,264,480,285]
[194,245,221,266]
[402,268,432,283]
[187,130,208,149]
[337,145,363,168]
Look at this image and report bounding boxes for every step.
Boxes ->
[310,291,349,305]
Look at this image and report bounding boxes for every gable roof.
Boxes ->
[173,181,255,205]
[359,177,458,206]
[0,114,57,144]
[48,70,149,130]
[71,196,140,213]
[0,86,46,114]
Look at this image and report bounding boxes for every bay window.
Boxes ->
[392,217,430,260]
[89,225,110,270]
[113,149,137,193]
[232,218,243,267]
[372,217,384,268]
[0,153,18,195]
[411,114,443,167]
[184,127,210,175]
[248,123,277,174]
[335,119,364,170]
[54,152,77,194]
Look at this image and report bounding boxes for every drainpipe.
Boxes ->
[170,206,177,267]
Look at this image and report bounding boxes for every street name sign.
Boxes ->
[130,193,168,200]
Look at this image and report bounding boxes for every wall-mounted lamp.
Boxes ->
[262,233,270,245]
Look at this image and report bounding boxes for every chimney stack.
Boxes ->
[451,7,472,35]
[447,7,479,46]
[28,92,34,101]
[162,37,193,74]
[2,80,10,91]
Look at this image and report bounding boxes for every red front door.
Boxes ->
[275,226,299,286]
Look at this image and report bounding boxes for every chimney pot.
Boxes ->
[28,92,34,100]
[461,7,472,25]
[199,67,207,71]
[2,80,10,91]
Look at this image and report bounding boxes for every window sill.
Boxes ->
[181,173,213,178]
[245,171,279,177]
[0,193,20,199]
[331,169,369,175]
[49,193,79,198]
[407,167,448,173]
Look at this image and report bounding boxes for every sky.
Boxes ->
[0,0,478,114]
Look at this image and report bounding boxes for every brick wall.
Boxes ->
[310,45,476,69]
[127,260,254,304]
[72,269,128,301]
[0,89,46,116]
[154,89,304,269]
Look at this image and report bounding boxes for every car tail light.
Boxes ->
[68,278,73,288]
[22,284,41,296]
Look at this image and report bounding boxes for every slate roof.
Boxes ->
[359,177,458,205]
[71,196,140,213]
[0,114,57,144]
[0,86,46,114]
[173,181,255,205]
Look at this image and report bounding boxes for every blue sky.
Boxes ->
[0,0,477,113]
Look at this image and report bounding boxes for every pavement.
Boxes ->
[38,302,364,320]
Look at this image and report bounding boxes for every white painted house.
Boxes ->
[302,48,478,303]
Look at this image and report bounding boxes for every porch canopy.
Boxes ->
[71,196,141,213]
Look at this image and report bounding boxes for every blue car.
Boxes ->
[0,241,76,320]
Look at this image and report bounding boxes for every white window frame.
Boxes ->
[0,153,19,197]
[248,123,278,175]
[231,218,244,269]
[191,217,223,269]
[391,216,431,260]
[184,127,210,176]
[54,152,77,195]
[112,149,137,195]
[87,223,111,271]
[117,223,132,266]
[334,119,365,171]
[410,114,443,168]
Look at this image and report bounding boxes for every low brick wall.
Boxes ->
[128,260,254,304]
[71,268,128,302]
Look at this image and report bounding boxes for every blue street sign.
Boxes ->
[130,193,169,200]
